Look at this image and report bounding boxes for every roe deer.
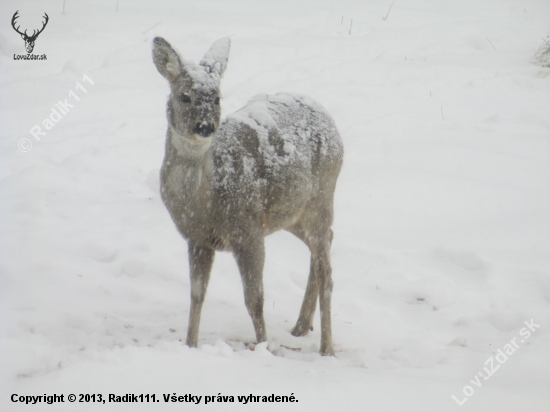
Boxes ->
[152,37,343,355]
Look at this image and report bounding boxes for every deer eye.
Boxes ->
[214,97,220,105]
[180,94,191,103]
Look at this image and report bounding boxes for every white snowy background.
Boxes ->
[1,0,549,411]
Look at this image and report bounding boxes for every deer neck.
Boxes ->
[162,126,214,199]
[168,126,213,161]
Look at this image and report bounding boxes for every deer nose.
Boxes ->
[194,122,214,138]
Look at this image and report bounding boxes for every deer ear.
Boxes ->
[200,37,231,80]
[152,37,183,82]
[21,34,25,40]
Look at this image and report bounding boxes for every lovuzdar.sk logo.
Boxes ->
[12,10,48,60]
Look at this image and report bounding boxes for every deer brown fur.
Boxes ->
[152,37,343,355]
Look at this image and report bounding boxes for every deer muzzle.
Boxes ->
[194,122,214,138]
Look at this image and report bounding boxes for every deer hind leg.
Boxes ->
[288,222,335,355]
[288,214,335,355]
[316,240,334,356]
[291,254,318,336]
[232,235,268,344]
[186,243,215,348]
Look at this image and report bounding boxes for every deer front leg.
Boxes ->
[291,255,319,337]
[232,236,267,344]
[186,242,215,348]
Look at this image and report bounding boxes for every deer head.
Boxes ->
[152,37,230,141]
[12,11,49,54]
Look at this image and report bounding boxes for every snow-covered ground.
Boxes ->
[1,0,549,411]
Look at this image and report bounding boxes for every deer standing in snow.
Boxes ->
[152,37,343,355]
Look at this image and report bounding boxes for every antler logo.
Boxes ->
[11,11,49,54]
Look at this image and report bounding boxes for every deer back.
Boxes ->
[211,92,343,236]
